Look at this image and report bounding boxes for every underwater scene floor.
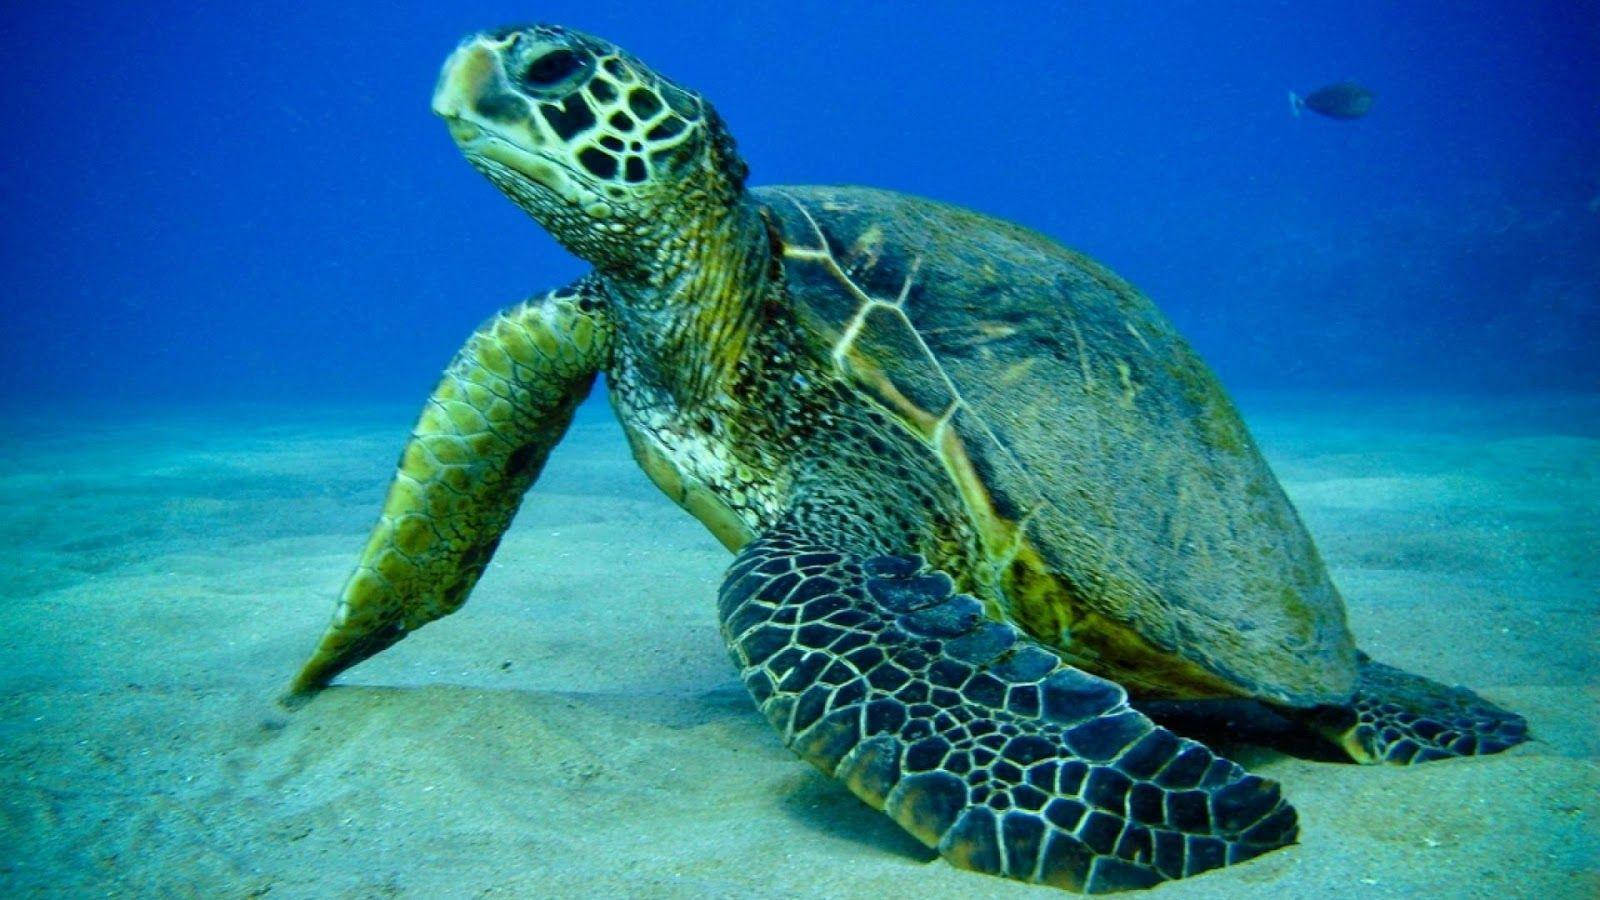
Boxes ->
[1,392,1595,897]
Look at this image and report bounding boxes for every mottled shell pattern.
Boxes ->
[759,185,1357,707]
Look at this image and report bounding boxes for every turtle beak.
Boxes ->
[430,33,583,204]
[431,35,508,143]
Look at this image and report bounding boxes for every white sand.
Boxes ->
[1,394,1595,898]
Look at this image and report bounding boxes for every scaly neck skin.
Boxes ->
[602,194,775,409]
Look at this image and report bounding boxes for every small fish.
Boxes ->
[1289,81,1375,120]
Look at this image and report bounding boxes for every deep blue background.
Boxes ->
[2,1,1596,405]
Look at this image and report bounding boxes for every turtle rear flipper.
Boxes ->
[720,528,1298,892]
[1301,656,1529,764]
[284,281,611,702]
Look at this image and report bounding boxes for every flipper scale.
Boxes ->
[1301,655,1529,764]
[720,530,1298,893]
[284,281,610,700]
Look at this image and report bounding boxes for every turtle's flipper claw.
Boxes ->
[720,530,1298,892]
[281,612,410,706]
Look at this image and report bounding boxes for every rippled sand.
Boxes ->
[1,394,1595,897]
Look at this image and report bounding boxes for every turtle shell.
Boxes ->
[756,184,1358,707]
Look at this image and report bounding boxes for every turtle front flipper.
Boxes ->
[1301,655,1529,765]
[719,529,1298,893]
[285,279,612,702]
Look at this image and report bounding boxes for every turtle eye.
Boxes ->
[522,49,584,88]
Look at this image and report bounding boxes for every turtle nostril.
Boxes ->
[522,48,584,88]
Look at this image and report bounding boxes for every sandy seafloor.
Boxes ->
[1,391,1595,898]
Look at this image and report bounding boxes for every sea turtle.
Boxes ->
[285,24,1528,893]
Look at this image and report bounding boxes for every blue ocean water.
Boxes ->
[2,1,1595,404]
[2,4,1598,897]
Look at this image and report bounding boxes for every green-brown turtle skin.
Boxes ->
[285,24,1528,894]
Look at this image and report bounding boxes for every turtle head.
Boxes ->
[431,25,749,280]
